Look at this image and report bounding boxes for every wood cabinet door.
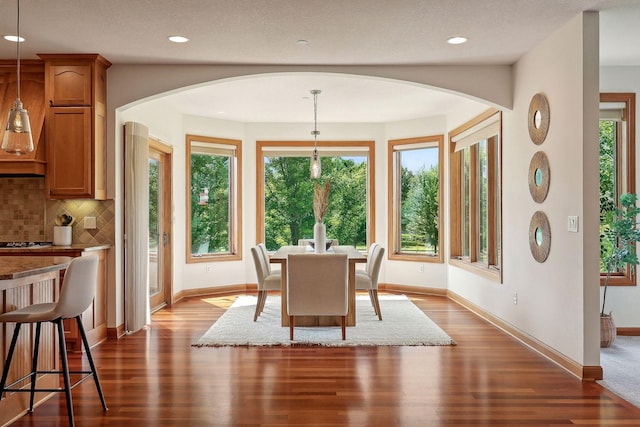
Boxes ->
[47,64,92,106]
[46,106,94,198]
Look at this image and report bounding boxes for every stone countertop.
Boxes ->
[0,256,71,280]
[0,243,110,255]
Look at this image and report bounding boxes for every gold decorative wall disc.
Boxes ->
[529,211,551,263]
[528,151,550,203]
[528,93,550,145]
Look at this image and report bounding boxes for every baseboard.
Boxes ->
[446,290,603,381]
[380,283,447,297]
[107,323,126,340]
[617,327,640,336]
[173,283,257,303]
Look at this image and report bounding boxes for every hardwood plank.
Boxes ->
[8,293,640,426]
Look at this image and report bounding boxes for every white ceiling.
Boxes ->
[1,0,640,123]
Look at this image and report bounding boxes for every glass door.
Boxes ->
[149,139,173,312]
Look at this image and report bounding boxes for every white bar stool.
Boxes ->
[0,255,107,426]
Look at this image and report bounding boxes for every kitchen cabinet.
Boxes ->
[39,54,111,199]
[0,246,109,352]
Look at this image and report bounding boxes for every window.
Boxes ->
[449,109,502,281]
[599,93,636,286]
[388,135,444,262]
[256,141,374,251]
[186,134,242,262]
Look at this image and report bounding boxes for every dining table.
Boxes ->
[270,245,366,327]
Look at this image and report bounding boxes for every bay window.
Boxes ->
[449,109,502,281]
[388,135,444,262]
[186,134,242,262]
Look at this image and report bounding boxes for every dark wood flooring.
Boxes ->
[8,293,640,426]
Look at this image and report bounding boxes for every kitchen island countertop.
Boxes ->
[0,256,71,281]
[0,243,110,255]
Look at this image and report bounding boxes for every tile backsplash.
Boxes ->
[0,177,115,245]
[0,178,46,241]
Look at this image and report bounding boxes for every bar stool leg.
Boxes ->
[0,323,22,397]
[56,319,75,427]
[75,316,108,411]
[29,322,43,411]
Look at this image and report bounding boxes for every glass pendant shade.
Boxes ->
[310,149,321,179]
[2,98,34,155]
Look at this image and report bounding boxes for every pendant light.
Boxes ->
[2,0,34,155]
[309,89,321,179]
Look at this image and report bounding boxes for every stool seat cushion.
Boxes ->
[0,303,58,323]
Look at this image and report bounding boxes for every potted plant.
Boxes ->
[600,192,640,347]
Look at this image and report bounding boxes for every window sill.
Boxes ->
[187,253,241,263]
[448,257,502,283]
[389,252,443,263]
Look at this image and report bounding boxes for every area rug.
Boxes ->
[599,336,640,408]
[193,294,456,347]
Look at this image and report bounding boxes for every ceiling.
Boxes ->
[1,0,640,123]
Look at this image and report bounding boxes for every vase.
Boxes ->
[314,222,326,253]
[53,225,72,246]
[600,312,616,348]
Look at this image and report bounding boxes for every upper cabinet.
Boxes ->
[39,54,111,199]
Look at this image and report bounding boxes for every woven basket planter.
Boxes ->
[600,313,616,348]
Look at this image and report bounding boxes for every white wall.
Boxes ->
[600,65,640,327]
[447,12,600,366]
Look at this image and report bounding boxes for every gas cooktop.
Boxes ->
[0,242,53,249]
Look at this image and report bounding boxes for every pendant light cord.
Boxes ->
[16,0,21,101]
[311,89,321,152]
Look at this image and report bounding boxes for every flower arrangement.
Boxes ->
[313,179,331,223]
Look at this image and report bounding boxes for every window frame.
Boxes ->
[256,140,375,249]
[185,134,242,263]
[599,92,636,286]
[387,135,444,263]
[449,108,502,282]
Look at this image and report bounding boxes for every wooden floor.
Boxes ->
[7,292,640,426]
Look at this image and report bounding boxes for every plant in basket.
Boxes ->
[600,193,640,347]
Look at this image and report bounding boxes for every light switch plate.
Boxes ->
[84,216,97,229]
[568,215,579,232]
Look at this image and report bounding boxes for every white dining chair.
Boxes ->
[357,242,379,272]
[0,255,108,427]
[251,246,281,321]
[287,253,348,340]
[356,245,385,320]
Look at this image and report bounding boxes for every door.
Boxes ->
[149,139,173,312]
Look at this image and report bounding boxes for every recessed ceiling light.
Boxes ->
[3,35,25,43]
[296,39,309,45]
[447,36,468,45]
[168,35,189,43]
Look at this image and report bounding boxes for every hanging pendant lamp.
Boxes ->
[309,89,321,179]
[2,0,34,155]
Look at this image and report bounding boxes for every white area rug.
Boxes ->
[193,294,456,347]
[599,336,640,408]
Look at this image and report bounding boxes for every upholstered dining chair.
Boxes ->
[251,246,281,321]
[257,243,276,273]
[356,245,385,320]
[0,255,107,427]
[357,242,379,272]
[297,239,338,247]
[287,253,348,340]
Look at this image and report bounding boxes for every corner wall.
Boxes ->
[447,12,600,367]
